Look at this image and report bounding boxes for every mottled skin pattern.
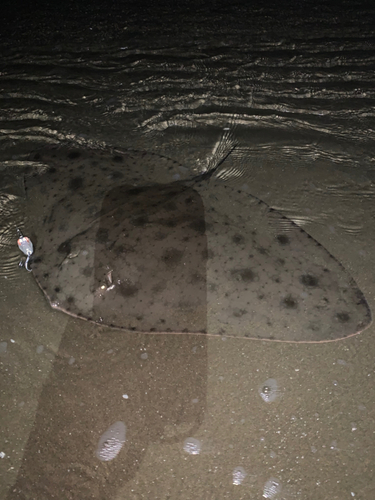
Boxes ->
[25,145,371,342]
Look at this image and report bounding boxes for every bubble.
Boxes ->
[96,421,126,462]
[330,440,338,450]
[36,345,44,354]
[262,477,282,499]
[258,379,280,403]
[183,437,201,455]
[232,466,247,485]
[140,352,148,360]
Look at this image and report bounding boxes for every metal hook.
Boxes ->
[17,228,34,272]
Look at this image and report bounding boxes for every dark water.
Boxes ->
[1,1,375,498]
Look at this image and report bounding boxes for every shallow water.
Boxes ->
[1,1,375,498]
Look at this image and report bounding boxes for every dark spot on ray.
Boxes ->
[110,170,123,179]
[57,241,71,255]
[154,232,167,241]
[114,244,125,255]
[164,201,177,211]
[68,176,84,191]
[131,215,148,227]
[162,248,184,266]
[68,151,81,159]
[231,268,256,283]
[282,295,298,309]
[48,167,57,174]
[168,189,180,197]
[33,152,41,160]
[189,219,206,234]
[164,219,178,228]
[233,309,247,317]
[190,273,204,284]
[113,155,123,162]
[300,274,319,287]
[67,296,75,304]
[277,234,290,245]
[82,266,93,277]
[308,323,320,332]
[119,283,139,298]
[33,256,42,264]
[43,273,49,278]
[232,234,245,245]
[152,282,166,294]
[257,246,268,255]
[336,312,350,323]
[54,287,61,293]
[96,228,109,243]
[128,187,144,196]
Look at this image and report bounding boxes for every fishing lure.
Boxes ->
[17,229,34,272]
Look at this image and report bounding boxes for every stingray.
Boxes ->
[23,134,371,342]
